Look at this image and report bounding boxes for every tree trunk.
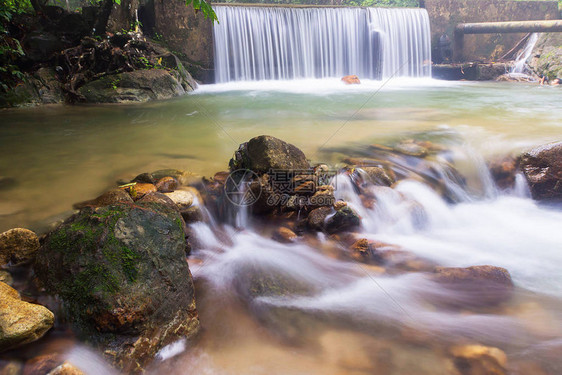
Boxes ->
[93,0,115,35]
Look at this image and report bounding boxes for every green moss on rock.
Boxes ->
[34,202,198,373]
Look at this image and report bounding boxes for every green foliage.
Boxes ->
[186,0,218,22]
[0,0,30,91]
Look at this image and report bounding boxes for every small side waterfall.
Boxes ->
[213,6,431,82]
[511,33,539,74]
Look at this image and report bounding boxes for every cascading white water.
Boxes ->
[212,6,431,82]
[511,33,539,74]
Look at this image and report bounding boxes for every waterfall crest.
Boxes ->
[213,6,431,82]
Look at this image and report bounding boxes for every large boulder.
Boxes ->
[519,141,562,200]
[34,202,199,372]
[0,282,54,352]
[78,69,187,103]
[229,135,310,174]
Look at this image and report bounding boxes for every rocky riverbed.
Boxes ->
[1,135,561,374]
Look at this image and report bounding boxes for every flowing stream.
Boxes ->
[1,79,561,374]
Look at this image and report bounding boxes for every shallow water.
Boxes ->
[1,79,562,374]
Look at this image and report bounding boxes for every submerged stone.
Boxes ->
[34,202,198,372]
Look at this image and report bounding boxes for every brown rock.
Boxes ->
[73,188,133,209]
[136,192,178,211]
[361,166,396,186]
[432,265,514,307]
[450,344,507,375]
[23,354,62,375]
[155,177,179,193]
[273,227,298,243]
[123,183,157,200]
[0,228,40,265]
[307,206,333,231]
[349,238,379,263]
[164,189,195,211]
[341,75,361,84]
[0,282,54,352]
[47,362,85,375]
[488,156,518,190]
[333,200,347,210]
[520,141,562,200]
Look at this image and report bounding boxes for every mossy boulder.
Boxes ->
[34,202,198,372]
[229,135,310,174]
[529,33,562,81]
[78,69,187,104]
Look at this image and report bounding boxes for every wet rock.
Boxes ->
[78,69,187,103]
[432,265,514,307]
[73,188,133,210]
[325,206,361,234]
[0,282,54,352]
[155,177,179,193]
[136,192,178,211]
[34,202,199,372]
[380,249,436,273]
[131,172,155,184]
[0,228,40,265]
[229,135,310,174]
[164,189,195,211]
[349,239,380,263]
[151,169,193,185]
[495,73,536,82]
[23,354,62,375]
[450,344,507,375]
[309,185,335,207]
[307,206,333,231]
[181,206,205,224]
[341,75,361,84]
[122,183,157,200]
[333,200,347,210]
[272,227,298,243]
[519,141,562,200]
[47,362,85,375]
[394,140,429,157]
[361,166,395,186]
[488,156,518,190]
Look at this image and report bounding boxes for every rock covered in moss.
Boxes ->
[229,135,310,173]
[78,69,187,104]
[0,282,54,352]
[34,202,198,372]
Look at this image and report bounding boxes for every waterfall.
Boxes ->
[511,33,539,74]
[212,6,431,82]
